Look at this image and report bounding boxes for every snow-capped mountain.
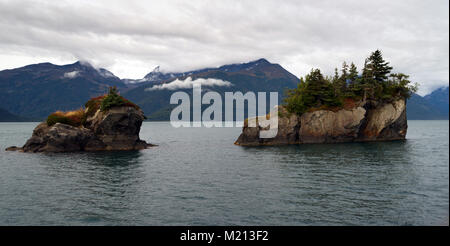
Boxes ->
[121,58,301,120]
[124,58,278,85]
[143,66,178,81]
[0,61,125,118]
[123,66,180,84]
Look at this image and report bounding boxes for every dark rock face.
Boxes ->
[5,146,21,151]
[235,99,407,146]
[357,99,407,141]
[22,123,93,152]
[374,109,407,141]
[84,107,146,151]
[7,106,153,153]
[234,106,301,146]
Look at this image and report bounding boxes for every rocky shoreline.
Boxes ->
[234,99,407,146]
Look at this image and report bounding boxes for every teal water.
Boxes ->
[0,121,448,225]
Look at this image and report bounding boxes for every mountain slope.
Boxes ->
[0,107,32,122]
[122,58,301,120]
[424,87,449,118]
[406,93,446,120]
[0,61,126,119]
[0,59,447,121]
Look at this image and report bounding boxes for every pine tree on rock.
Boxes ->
[348,62,358,83]
[367,49,393,83]
[283,50,417,116]
[341,61,349,81]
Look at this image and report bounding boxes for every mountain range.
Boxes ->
[0,59,448,121]
[407,87,449,120]
[0,107,32,122]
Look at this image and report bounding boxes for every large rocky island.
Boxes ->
[6,87,153,152]
[236,50,416,146]
[235,99,407,146]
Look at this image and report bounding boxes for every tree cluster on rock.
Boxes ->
[284,50,418,115]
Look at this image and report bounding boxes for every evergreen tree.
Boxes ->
[348,62,358,82]
[346,62,360,98]
[333,68,339,83]
[387,73,418,99]
[341,61,349,81]
[337,61,349,94]
[305,69,340,107]
[305,69,330,103]
[360,59,376,100]
[366,49,392,83]
[283,50,418,116]
[332,67,341,96]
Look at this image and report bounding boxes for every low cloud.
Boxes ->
[146,77,232,91]
[63,71,80,79]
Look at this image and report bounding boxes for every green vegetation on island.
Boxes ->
[283,50,418,115]
[46,86,140,127]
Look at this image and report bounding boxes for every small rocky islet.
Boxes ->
[6,87,154,152]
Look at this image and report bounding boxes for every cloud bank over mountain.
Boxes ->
[0,0,448,95]
[146,77,232,91]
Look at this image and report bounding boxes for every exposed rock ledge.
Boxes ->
[6,106,154,152]
[235,99,407,146]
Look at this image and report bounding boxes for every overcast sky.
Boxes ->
[0,0,448,95]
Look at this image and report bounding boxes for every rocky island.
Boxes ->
[235,99,407,146]
[235,50,417,146]
[6,87,153,152]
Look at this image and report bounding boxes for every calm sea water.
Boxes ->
[0,121,448,226]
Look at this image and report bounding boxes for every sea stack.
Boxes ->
[234,99,407,146]
[6,87,153,152]
[235,50,416,146]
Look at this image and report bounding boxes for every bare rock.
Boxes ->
[11,106,152,153]
[5,146,22,151]
[235,99,408,146]
[299,106,366,143]
[235,106,300,146]
[22,123,94,152]
[358,99,407,141]
[84,106,146,150]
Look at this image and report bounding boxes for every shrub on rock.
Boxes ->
[46,108,84,127]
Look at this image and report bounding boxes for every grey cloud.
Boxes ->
[0,0,448,95]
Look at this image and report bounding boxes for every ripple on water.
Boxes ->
[0,121,448,225]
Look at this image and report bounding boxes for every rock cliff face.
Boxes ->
[358,99,407,141]
[234,99,407,146]
[7,106,152,152]
[83,107,148,151]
